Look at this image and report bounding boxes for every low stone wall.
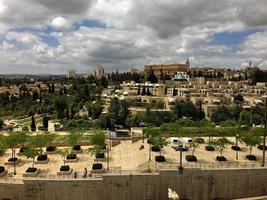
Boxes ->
[1,168,267,200]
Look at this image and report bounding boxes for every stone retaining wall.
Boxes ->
[0,168,267,200]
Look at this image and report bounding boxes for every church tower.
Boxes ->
[186,59,190,72]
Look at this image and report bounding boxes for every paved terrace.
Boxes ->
[0,137,266,181]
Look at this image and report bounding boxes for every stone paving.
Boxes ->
[0,137,266,180]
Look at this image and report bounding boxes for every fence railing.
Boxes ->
[154,161,263,170]
[0,162,266,182]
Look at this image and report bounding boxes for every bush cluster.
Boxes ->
[216,156,227,161]
[246,155,257,160]
[205,146,215,151]
[60,165,70,171]
[37,154,48,161]
[66,154,77,160]
[72,145,81,151]
[155,155,166,162]
[26,167,37,173]
[92,163,103,170]
[186,155,197,162]
[46,146,56,152]
[0,166,5,173]
[231,145,241,151]
[258,145,267,151]
[95,152,105,159]
[19,147,29,153]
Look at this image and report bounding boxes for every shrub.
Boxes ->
[186,155,197,162]
[151,146,160,152]
[46,146,56,152]
[231,145,241,151]
[95,152,105,159]
[72,145,81,151]
[258,145,267,151]
[66,154,77,160]
[194,138,205,144]
[155,155,166,162]
[19,147,29,153]
[60,165,70,171]
[26,167,37,173]
[8,157,18,162]
[37,154,48,161]
[0,166,5,173]
[92,163,103,170]
[205,146,215,151]
[246,155,257,160]
[216,156,227,161]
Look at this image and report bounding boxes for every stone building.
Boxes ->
[144,60,190,77]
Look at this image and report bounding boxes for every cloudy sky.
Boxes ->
[0,0,267,74]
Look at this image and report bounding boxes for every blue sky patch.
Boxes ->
[41,35,60,47]
[211,28,261,45]
[74,19,106,29]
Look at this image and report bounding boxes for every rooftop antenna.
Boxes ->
[247,61,252,68]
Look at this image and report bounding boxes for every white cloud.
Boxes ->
[5,31,40,47]
[0,0,267,73]
[50,17,72,30]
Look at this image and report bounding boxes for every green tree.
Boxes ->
[241,134,261,156]
[0,136,6,156]
[54,96,68,119]
[4,133,20,159]
[86,102,103,119]
[45,132,56,148]
[42,116,49,131]
[147,70,158,83]
[66,132,83,148]
[31,115,36,131]
[30,134,49,150]
[233,94,244,104]
[17,131,29,148]
[108,97,129,126]
[0,119,4,129]
[150,135,167,156]
[212,106,233,123]
[89,130,106,147]
[88,144,102,164]
[57,148,71,167]
[190,138,202,156]
[213,137,232,157]
[239,110,251,125]
[89,131,106,164]
[23,148,42,168]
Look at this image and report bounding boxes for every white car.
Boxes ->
[169,137,192,148]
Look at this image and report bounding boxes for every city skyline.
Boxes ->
[0,0,267,74]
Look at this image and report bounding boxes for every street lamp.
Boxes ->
[262,97,267,167]
[178,146,183,175]
[236,134,239,160]
[13,149,16,175]
[140,121,145,143]
[107,146,110,171]
[149,135,151,161]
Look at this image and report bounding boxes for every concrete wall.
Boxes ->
[1,168,267,200]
